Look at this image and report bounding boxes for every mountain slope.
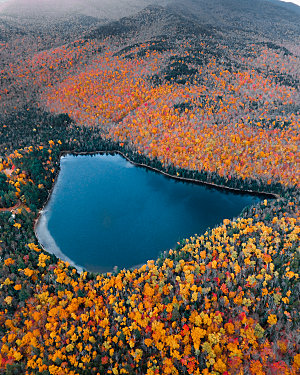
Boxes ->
[168,0,300,39]
[0,0,169,20]
[268,0,300,15]
[87,5,214,40]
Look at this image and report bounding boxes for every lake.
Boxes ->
[36,153,260,273]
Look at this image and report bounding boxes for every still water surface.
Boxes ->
[36,154,260,273]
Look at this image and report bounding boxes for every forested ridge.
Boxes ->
[0,1,299,374]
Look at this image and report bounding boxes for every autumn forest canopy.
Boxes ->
[0,0,299,374]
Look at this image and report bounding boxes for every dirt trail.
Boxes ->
[0,200,21,213]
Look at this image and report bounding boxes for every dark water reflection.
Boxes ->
[36,154,260,273]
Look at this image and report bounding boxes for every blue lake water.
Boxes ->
[36,154,260,273]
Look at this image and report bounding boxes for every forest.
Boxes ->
[0,1,299,374]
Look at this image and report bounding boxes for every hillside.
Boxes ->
[0,0,169,20]
[0,1,299,374]
[168,0,300,39]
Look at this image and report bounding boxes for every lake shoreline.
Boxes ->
[33,149,276,274]
[60,149,280,199]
